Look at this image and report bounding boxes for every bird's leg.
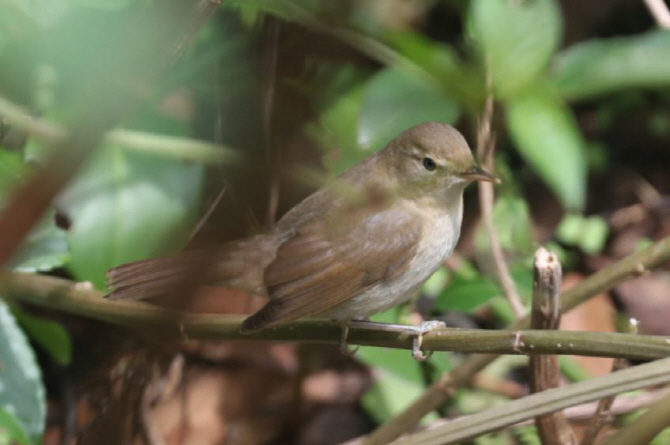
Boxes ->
[345,319,447,361]
[339,323,360,356]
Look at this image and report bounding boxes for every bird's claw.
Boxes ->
[339,325,359,356]
[411,320,446,361]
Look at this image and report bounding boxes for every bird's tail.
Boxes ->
[106,236,271,301]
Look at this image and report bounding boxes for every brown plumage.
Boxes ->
[106,122,497,332]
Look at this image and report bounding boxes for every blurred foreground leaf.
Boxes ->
[358,67,459,151]
[505,84,587,210]
[471,0,561,98]
[60,145,203,288]
[0,150,68,273]
[0,300,45,442]
[0,407,31,445]
[7,212,68,273]
[553,31,670,101]
[12,306,72,366]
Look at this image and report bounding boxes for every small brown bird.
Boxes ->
[107,122,497,359]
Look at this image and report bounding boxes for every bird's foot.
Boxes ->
[341,319,446,361]
[411,320,446,361]
[339,325,359,356]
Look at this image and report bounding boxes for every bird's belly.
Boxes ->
[323,211,460,321]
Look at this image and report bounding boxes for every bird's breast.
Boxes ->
[324,201,464,321]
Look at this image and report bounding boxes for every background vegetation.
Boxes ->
[1,0,670,444]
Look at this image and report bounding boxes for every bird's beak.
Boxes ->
[458,165,500,183]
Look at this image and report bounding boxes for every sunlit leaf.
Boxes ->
[0,300,45,442]
[358,67,459,151]
[0,407,31,445]
[8,212,68,273]
[553,31,670,101]
[505,83,587,210]
[471,0,561,98]
[60,145,203,288]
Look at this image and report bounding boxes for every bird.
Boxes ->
[106,122,497,359]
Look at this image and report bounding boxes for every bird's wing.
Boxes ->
[240,205,421,332]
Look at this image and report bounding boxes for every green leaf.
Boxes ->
[0,300,45,442]
[8,213,68,273]
[387,31,483,108]
[0,149,25,192]
[12,306,72,367]
[0,150,69,273]
[359,346,437,425]
[553,31,670,101]
[72,0,134,9]
[434,269,534,313]
[474,193,535,256]
[60,145,203,288]
[557,213,609,254]
[358,67,459,151]
[0,407,31,445]
[471,0,561,98]
[505,84,587,210]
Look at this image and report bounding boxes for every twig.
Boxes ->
[476,95,525,318]
[389,357,670,445]
[529,247,576,445]
[580,320,636,445]
[579,358,627,445]
[643,0,670,29]
[2,272,670,359]
[604,389,670,445]
[361,234,670,445]
[0,99,233,164]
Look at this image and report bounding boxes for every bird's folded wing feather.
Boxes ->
[240,206,421,331]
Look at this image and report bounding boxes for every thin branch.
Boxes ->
[643,0,670,29]
[604,389,670,445]
[1,272,670,360]
[389,357,670,445]
[361,233,670,445]
[529,247,576,445]
[476,95,525,318]
[579,358,627,445]
[0,99,234,164]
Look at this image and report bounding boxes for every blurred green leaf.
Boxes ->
[557,213,609,254]
[359,346,437,425]
[387,31,483,108]
[12,306,72,366]
[8,212,68,273]
[434,268,533,313]
[471,0,561,98]
[475,193,535,256]
[553,31,670,101]
[59,145,203,288]
[505,83,587,210]
[318,82,365,175]
[0,150,68,273]
[358,67,459,151]
[0,406,31,445]
[72,0,134,9]
[0,300,45,442]
[0,149,25,192]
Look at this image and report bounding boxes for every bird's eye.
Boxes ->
[422,157,437,171]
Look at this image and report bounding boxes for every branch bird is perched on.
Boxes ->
[107,122,498,359]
